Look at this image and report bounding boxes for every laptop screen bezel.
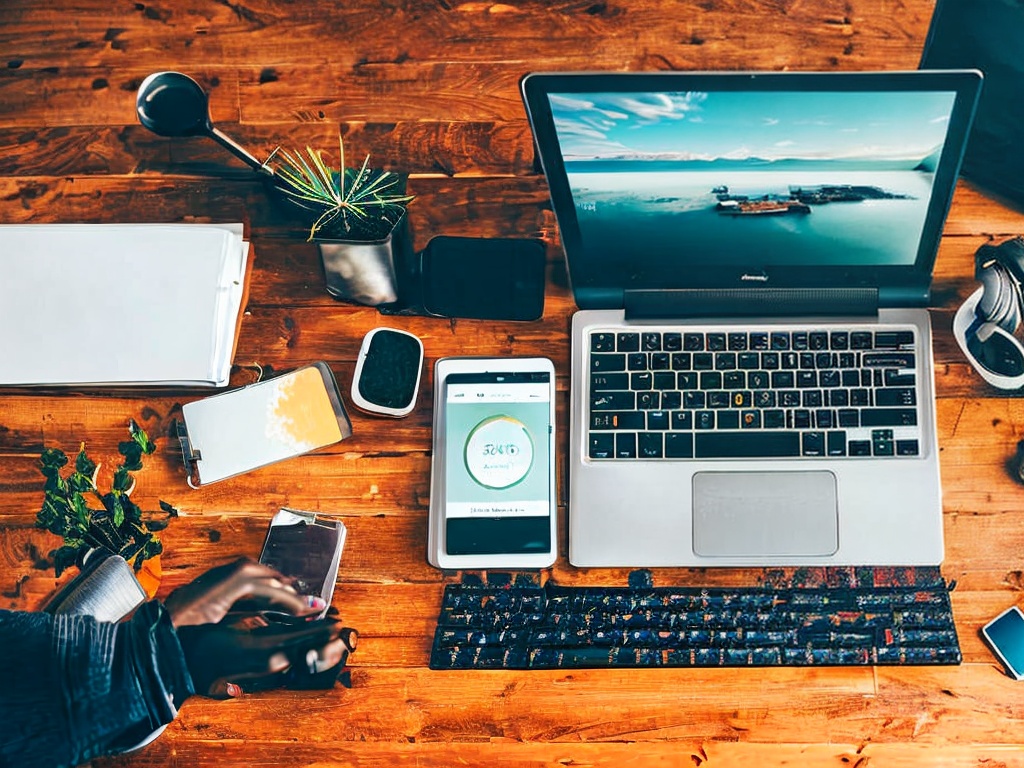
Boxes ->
[521,70,982,310]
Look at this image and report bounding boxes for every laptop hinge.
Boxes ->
[624,288,879,320]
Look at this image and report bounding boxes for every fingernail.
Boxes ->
[339,627,358,650]
[308,596,326,610]
[226,683,242,698]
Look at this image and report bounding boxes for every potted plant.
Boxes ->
[34,420,177,597]
[265,136,415,307]
[134,72,416,307]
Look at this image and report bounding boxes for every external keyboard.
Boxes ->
[587,325,922,461]
[430,569,961,670]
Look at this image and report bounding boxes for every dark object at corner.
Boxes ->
[1013,440,1024,485]
[920,0,1024,210]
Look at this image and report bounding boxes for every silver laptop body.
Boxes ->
[522,70,982,567]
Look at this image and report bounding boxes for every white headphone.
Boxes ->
[953,236,1024,388]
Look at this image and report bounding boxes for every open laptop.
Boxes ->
[521,70,982,567]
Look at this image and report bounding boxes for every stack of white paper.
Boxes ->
[0,223,250,387]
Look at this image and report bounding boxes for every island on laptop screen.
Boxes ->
[548,88,958,269]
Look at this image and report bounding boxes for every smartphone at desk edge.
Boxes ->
[981,605,1024,680]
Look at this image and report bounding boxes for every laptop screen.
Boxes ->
[522,71,982,308]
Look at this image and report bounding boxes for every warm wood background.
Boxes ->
[3,1,1024,765]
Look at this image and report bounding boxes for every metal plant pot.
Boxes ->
[315,213,413,307]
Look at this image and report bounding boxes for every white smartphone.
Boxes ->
[179,362,352,486]
[981,605,1024,680]
[428,356,557,569]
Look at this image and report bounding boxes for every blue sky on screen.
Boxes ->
[549,90,956,163]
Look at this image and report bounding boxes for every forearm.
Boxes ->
[0,601,194,768]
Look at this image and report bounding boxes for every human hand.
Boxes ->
[176,619,357,698]
[164,558,326,628]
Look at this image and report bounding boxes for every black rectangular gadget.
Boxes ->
[420,236,546,321]
[428,357,557,569]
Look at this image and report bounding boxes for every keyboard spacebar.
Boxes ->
[695,432,801,458]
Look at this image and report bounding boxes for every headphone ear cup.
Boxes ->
[1003,293,1022,334]
[978,262,1022,333]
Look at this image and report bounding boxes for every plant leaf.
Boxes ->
[70,492,90,527]
[35,421,174,579]
[128,419,156,455]
[52,543,82,578]
[67,469,94,494]
[111,465,132,492]
[39,448,68,480]
[111,493,125,528]
[118,441,144,471]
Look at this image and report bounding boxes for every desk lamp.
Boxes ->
[136,71,269,175]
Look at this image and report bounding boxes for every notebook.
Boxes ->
[521,70,982,567]
[0,223,251,387]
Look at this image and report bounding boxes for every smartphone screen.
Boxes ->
[181,362,352,485]
[258,510,346,612]
[442,370,553,555]
[982,606,1024,679]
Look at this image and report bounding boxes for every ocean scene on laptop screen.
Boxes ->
[548,89,958,269]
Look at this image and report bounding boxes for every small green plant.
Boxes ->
[265,133,414,242]
[34,420,177,577]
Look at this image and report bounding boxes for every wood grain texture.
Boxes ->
[3,1,1024,766]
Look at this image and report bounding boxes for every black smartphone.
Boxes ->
[420,236,546,321]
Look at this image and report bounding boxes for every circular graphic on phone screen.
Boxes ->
[464,415,534,489]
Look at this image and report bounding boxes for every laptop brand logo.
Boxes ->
[741,271,769,283]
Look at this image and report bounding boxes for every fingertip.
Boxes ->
[226,682,243,698]
[307,595,327,612]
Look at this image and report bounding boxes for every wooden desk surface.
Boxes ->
[3,1,1024,765]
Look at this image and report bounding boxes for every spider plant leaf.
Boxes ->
[305,148,338,201]
[309,206,346,240]
[273,147,335,206]
[337,134,347,198]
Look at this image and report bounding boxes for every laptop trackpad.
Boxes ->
[692,471,839,557]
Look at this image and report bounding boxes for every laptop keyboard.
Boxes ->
[430,569,961,669]
[587,325,923,460]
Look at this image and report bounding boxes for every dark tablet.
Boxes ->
[420,235,546,321]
